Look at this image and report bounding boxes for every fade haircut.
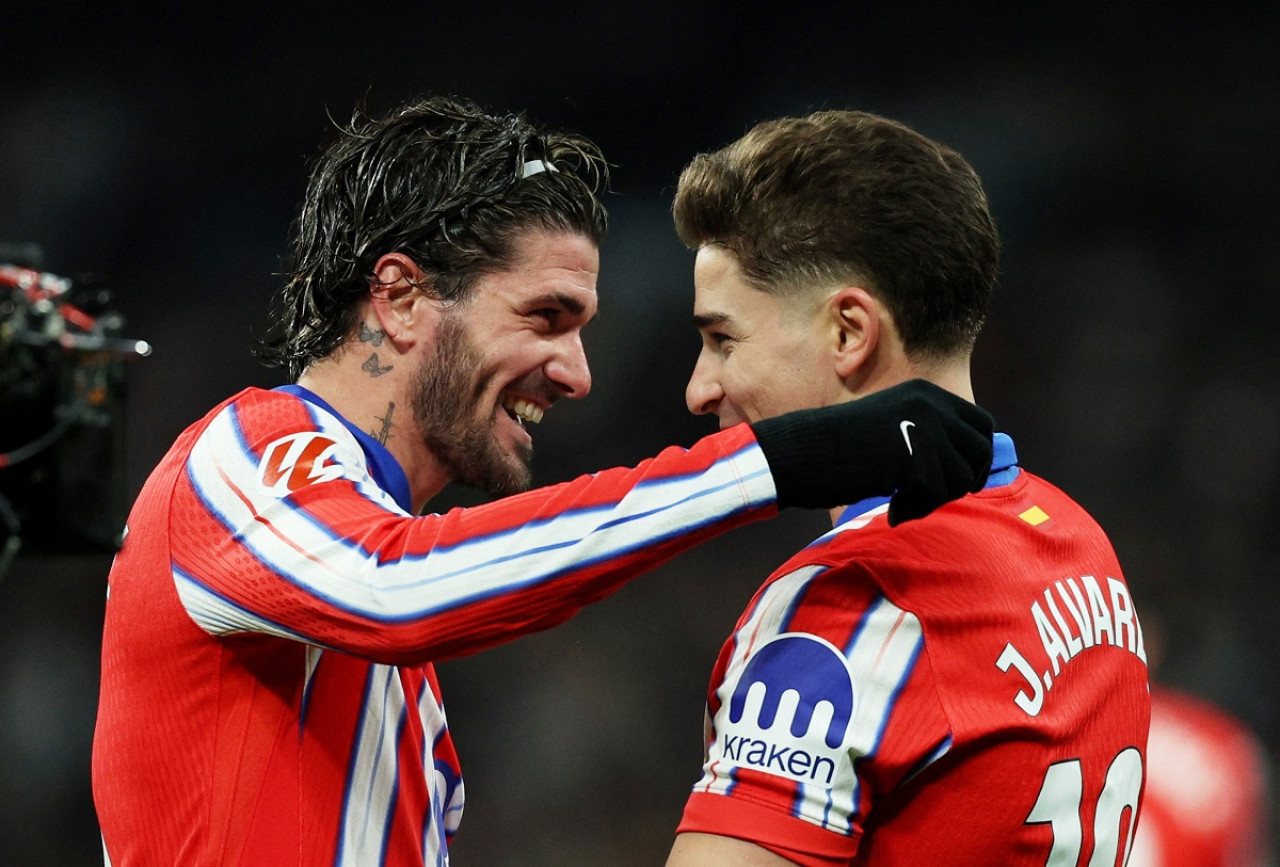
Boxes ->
[672,110,999,359]
[258,95,609,379]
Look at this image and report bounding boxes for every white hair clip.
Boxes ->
[520,159,559,178]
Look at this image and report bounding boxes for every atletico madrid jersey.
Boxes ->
[677,434,1151,866]
[92,385,778,866]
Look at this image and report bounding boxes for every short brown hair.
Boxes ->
[673,110,999,359]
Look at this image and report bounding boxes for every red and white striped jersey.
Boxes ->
[92,385,777,866]
[678,434,1151,866]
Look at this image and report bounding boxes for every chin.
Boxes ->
[485,445,535,496]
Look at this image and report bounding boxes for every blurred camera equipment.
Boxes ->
[0,244,151,580]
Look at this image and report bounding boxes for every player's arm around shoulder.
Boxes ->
[667,832,799,866]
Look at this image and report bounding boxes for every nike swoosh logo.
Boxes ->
[899,420,916,455]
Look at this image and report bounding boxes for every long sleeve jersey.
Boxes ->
[677,434,1151,865]
[92,385,777,866]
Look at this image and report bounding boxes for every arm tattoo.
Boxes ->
[358,322,386,346]
[362,353,393,377]
[371,402,395,445]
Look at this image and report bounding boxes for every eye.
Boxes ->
[529,307,560,326]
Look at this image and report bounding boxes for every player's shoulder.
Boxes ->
[801,485,1002,566]
[177,386,401,513]
[1012,467,1096,514]
[753,503,897,602]
[782,470,1112,587]
[220,385,313,428]
[207,386,352,453]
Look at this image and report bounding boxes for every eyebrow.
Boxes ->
[529,292,593,320]
[692,311,731,330]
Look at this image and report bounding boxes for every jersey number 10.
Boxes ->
[1025,747,1144,866]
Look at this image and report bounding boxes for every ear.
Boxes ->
[829,286,881,380]
[368,253,432,349]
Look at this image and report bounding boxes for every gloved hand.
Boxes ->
[749,379,994,525]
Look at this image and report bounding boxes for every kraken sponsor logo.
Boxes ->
[715,634,855,785]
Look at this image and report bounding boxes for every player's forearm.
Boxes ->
[169,379,993,662]
[175,424,776,663]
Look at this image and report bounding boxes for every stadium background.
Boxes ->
[2,2,1277,863]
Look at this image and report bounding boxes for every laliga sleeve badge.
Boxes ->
[259,432,345,495]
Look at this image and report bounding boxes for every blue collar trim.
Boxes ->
[274,384,414,513]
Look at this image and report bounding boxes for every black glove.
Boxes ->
[750,379,994,525]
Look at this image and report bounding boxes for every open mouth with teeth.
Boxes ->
[502,395,544,427]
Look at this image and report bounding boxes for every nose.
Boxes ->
[685,350,722,416]
[546,333,592,399]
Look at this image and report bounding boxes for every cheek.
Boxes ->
[496,335,550,370]
[738,360,805,416]
[722,362,767,409]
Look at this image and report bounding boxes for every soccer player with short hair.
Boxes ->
[91,97,993,866]
[665,110,1150,866]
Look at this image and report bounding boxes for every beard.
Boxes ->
[410,311,534,496]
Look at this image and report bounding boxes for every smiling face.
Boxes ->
[686,246,839,429]
[411,228,598,495]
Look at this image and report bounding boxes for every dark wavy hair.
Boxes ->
[258,96,609,379]
[673,110,999,360]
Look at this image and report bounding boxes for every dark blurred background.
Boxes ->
[2,2,1277,864]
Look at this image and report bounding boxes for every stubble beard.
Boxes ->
[411,312,534,497]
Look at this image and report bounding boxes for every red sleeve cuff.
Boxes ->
[678,791,860,867]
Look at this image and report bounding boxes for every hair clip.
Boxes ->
[520,160,558,178]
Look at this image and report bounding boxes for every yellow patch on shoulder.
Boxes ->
[1019,505,1051,526]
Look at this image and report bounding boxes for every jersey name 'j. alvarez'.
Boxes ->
[93,384,777,866]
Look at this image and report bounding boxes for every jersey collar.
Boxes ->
[833,432,1019,527]
[275,384,414,513]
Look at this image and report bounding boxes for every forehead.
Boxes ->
[693,245,830,329]
[468,228,599,320]
[692,246,775,317]
[504,229,598,284]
